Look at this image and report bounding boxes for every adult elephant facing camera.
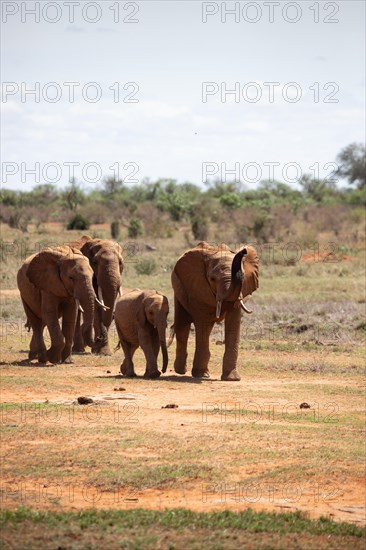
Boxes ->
[71,236,124,355]
[17,246,100,364]
[171,242,259,381]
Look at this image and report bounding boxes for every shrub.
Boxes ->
[219,193,242,209]
[128,218,143,238]
[8,208,31,232]
[236,224,250,243]
[191,217,209,240]
[111,221,120,239]
[67,214,90,230]
[135,257,157,275]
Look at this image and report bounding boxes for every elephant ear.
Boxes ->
[69,235,92,250]
[80,238,98,261]
[241,245,259,298]
[173,243,215,308]
[136,298,147,327]
[27,247,69,297]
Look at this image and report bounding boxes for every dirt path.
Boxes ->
[1,283,365,525]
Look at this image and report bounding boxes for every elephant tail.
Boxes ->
[21,298,40,331]
[167,325,175,348]
[113,340,121,353]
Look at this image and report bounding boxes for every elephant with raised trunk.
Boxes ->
[70,236,124,355]
[171,242,259,381]
[114,289,169,379]
[17,246,106,364]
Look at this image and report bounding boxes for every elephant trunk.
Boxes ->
[98,267,121,328]
[216,248,247,318]
[74,278,95,348]
[160,340,168,373]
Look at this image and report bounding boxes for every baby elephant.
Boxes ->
[114,289,169,379]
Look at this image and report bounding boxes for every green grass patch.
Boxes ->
[1,506,364,537]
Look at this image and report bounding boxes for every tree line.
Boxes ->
[0,142,365,239]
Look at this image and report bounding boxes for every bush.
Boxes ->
[111,221,120,239]
[135,257,157,275]
[67,214,90,230]
[128,218,143,238]
[220,193,242,209]
[191,217,209,240]
[236,224,250,243]
[8,208,31,232]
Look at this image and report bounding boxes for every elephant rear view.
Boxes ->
[114,289,169,379]
[171,242,259,381]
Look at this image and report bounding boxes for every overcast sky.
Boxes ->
[1,0,365,190]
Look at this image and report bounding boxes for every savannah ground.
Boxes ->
[0,222,365,549]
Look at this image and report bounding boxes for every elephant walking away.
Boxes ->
[171,242,259,381]
[114,289,169,379]
[17,246,106,364]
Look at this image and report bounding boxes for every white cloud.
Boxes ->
[1,101,22,113]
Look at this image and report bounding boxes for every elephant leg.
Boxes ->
[21,299,47,362]
[173,298,192,375]
[72,310,85,352]
[120,344,138,375]
[30,323,47,363]
[119,339,137,377]
[116,326,134,376]
[42,295,65,364]
[138,327,160,379]
[192,320,214,378]
[61,302,78,363]
[222,306,241,381]
[143,330,161,379]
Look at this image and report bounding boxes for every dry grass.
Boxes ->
[0,222,365,549]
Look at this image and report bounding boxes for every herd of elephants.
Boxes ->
[17,236,259,381]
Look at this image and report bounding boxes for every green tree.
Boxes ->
[67,213,90,230]
[219,192,242,209]
[61,179,85,212]
[102,175,124,197]
[299,174,337,203]
[336,143,366,189]
[0,189,19,206]
[206,179,242,198]
[128,218,143,238]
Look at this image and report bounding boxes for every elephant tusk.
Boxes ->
[118,287,123,297]
[96,297,109,311]
[240,299,253,314]
[216,300,222,319]
[97,287,105,306]
[75,299,84,313]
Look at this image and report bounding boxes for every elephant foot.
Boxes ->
[192,369,210,379]
[144,370,161,380]
[124,371,137,378]
[221,369,241,381]
[62,356,74,364]
[47,348,61,364]
[120,362,127,375]
[174,361,187,375]
[37,350,48,364]
[72,344,85,353]
[30,348,47,362]
[92,345,112,356]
